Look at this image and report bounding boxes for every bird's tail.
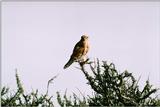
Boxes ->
[64,58,74,69]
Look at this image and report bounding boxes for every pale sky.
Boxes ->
[2,1,160,104]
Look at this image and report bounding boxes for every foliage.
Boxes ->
[57,59,160,106]
[1,59,160,106]
[1,71,55,106]
[57,91,88,107]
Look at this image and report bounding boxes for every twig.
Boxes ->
[46,74,59,95]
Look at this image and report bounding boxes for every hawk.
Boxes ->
[64,35,89,69]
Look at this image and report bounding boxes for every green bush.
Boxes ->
[1,71,54,106]
[57,59,160,106]
[1,59,160,106]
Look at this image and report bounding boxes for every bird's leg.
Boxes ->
[78,56,89,66]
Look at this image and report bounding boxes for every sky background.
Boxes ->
[2,1,160,104]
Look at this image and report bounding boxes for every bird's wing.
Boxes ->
[71,41,84,59]
[73,41,81,52]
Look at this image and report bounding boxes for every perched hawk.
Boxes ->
[64,35,89,69]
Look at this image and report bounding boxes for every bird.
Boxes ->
[64,35,89,69]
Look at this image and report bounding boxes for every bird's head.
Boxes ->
[81,34,89,41]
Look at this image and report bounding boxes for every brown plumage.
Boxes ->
[64,35,89,69]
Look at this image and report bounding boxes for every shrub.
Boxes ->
[57,59,160,106]
[1,59,160,106]
[1,71,55,106]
